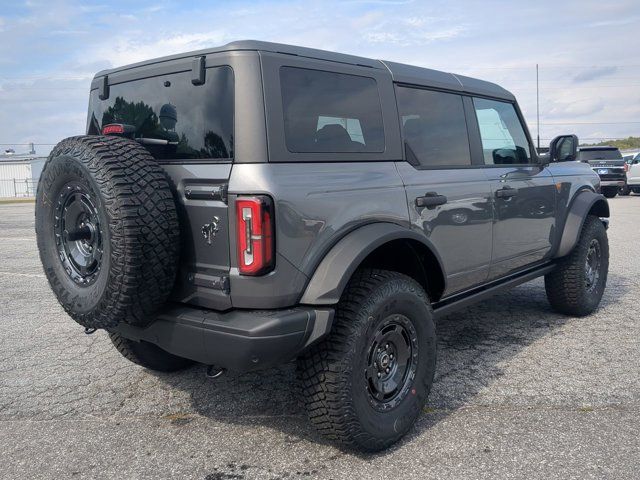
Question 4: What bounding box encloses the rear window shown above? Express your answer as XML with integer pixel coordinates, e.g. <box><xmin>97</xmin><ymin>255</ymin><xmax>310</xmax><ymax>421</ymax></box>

<box><xmin>280</xmin><ymin>67</ymin><xmax>385</xmax><ymax>153</ymax></box>
<box><xmin>577</xmin><ymin>149</ymin><xmax>622</xmax><ymax>161</ymax></box>
<box><xmin>88</xmin><ymin>66</ymin><xmax>234</xmax><ymax>161</ymax></box>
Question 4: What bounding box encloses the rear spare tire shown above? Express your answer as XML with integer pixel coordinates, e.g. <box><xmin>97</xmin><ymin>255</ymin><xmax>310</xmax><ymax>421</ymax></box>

<box><xmin>35</xmin><ymin>135</ymin><xmax>180</xmax><ymax>329</ymax></box>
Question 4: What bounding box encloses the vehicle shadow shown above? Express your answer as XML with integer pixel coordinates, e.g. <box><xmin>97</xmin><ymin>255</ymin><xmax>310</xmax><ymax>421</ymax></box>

<box><xmin>151</xmin><ymin>272</ymin><xmax>630</xmax><ymax>455</ymax></box>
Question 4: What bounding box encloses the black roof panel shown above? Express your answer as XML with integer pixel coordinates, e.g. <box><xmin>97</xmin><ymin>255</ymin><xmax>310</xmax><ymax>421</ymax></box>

<box><xmin>94</xmin><ymin>40</ymin><xmax>514</xmax><ymax>101</ymax></box>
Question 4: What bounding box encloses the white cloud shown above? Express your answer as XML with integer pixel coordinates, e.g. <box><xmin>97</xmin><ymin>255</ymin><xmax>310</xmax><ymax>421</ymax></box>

<box><xmin>1</xmin><ymin>0</ymin><xmax>639</xmax><ymax>152</ymax></box>
<box><xmin>85</xmin><ymin>31</ymin><xmax>229</xmax><ymax>68</ymax></box>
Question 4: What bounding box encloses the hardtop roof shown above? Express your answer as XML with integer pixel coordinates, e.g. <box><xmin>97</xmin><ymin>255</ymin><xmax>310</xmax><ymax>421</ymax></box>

<box><xmin>94</xmin><ymin>40</ymin><xmax>514</xmax><ymax>100</ymax></box>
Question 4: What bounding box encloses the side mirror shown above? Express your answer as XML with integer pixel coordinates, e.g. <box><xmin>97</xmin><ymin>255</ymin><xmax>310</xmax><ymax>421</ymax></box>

<box><xmin>549</xmin><ymin>134</ymin><xmax>578</xmax><ymax>162</ymax></box>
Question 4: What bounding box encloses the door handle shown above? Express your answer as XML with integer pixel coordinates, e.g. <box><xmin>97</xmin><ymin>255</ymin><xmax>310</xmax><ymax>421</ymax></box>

<box><xmin>415</xmin><ymin>192</ymin><xmax>447</xmax><ymax>209</ymax></box>
<box><xmin>495</xmin><ymin>187</ymin><xmax>518</xmax><ymax>199</ymax></box>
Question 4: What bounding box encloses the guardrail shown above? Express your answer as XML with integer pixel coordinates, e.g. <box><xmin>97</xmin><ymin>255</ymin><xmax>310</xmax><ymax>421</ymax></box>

<box><xmin>0</xmin><ymin>178</ymin><xmax>38</xmax><ymax>198</ymax></box>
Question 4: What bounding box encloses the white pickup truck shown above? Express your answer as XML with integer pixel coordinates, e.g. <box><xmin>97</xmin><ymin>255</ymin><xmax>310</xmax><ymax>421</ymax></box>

<box><xmin>627</xmin><ymin>152</ymin><xmax>640</xmax><ymax>194</ymax></box>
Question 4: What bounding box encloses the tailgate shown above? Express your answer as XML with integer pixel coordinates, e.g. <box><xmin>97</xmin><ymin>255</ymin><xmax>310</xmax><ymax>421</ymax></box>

<box><xmin>163</xmin><ymin>164</ymin><xmax>233</xmax><ymax>310</ymax></box>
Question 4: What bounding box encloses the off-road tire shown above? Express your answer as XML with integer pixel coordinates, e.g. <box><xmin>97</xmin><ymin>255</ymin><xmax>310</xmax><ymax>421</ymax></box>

<box><xmin>35</xmin><ymin>135</ymin><xmax>180</xmax><ymax>329</ymax></box>
<box><xmin>297</xmin><ymin>269</ymin><xmax>436</xmax><ymax>451</ymax></box>
<box><xmin>109</xmin><ymin>333</ymin><xmax>194</xmax><ymax>372</ymax></box>
<box><xmin>601</xmin><ymin>187</ymin><xmax>617</xmax><ymax>198</ymax></box>
<box><xmin>545</xmin><ymin>215</ymin><xmax>608</xmax><ymax>316</ymax></box>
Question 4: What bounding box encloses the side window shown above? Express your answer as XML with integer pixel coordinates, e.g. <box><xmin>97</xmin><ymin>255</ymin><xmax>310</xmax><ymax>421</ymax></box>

<box><xmin>280</xmin><ymin>67</ymin><xmax>385</xmax><ymax>153</ymax></box>
<box><xmin>473</xmin><ymin>98</ymin><xmax>531</xmax><ymax>165</ymax></box>
<box><xmin>395</xmin><ymin>87</ymin><xmax>471</xmax><ymax>167</ymax></box>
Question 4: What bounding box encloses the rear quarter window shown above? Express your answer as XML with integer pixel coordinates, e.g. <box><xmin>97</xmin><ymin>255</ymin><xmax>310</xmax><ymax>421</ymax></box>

<box><xmin>88</xmin><ymin>66</ymin><xmax>234</xmax><ymax>161</ymax></box>
<box><xmin>280</xmin><ymin>67</ymin><xmax>385</xmax><ymax>153</ymax></box>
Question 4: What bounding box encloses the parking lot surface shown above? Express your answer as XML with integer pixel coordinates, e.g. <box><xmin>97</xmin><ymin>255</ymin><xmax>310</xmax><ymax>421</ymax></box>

<box><xmin>1</xmin><ymin>199</ymin><xmax>639</xmax><ymax>479</ymax></box>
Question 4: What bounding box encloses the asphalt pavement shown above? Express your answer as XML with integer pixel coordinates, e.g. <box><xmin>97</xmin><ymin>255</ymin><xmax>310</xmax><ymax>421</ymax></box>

<box><xmin>1</xmin><ymin>198</ymin><xmax>639</xmax><ymax>479</ymax></box>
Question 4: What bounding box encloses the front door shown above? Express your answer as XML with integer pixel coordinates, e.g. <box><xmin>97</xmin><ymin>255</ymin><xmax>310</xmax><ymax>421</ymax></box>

<box><xmin>471</xmin><ymin>97</ymin><xmax>556</xmax><ymax>279</ymax></box>
<box><xmin>395</xmin><ymin>86</ymin><xmax>493</xmax><ymax>296</ymax></box>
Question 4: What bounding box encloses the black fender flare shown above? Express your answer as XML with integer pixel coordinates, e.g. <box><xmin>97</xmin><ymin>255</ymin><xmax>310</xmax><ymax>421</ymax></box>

<box><xmin>555</xmin><ymin>190</ymin><xmax>609</xmax><ymax>258</ymax></box>
<box><xmin>299</xmin><ymin>222</ymin><xmax>446</xmax><ymax>305</ymax></box>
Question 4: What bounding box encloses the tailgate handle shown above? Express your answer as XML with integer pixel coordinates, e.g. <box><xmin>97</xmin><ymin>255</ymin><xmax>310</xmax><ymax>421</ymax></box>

<box><xmin>184</xmin><ymin>184</ymin><xmax>228</xmax><ymax>203</ymax></box>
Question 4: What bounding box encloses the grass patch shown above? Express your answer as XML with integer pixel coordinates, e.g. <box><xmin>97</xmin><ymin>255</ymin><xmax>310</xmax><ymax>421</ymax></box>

<box><xmin>422</xmin><ymin>406</ymin><xmax>439</xmax><ymax>414</ymax></box>
<box><xmin>0</xmin><ymin>197</ymin><xmax>35</xmax><ymax>204</ymax></box>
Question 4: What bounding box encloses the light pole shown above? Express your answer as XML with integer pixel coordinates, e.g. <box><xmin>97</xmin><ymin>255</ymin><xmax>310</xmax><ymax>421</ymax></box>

<box><xmin>536</xmin><ymin>63</ymin><xmax>540</xmax><ymax>149</ymax></box>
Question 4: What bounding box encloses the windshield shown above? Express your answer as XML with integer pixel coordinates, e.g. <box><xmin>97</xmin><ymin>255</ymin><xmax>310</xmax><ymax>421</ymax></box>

<box><xmin>577</xmin><ymin>149</ymin><xmax>622</xmax><ymax>161</ymax></box>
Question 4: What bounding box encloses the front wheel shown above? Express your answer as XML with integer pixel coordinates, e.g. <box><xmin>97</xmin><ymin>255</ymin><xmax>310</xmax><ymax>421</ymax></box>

<box><xmin>297</xmin><ymin>269</ymin><xmax>436</xmax><ymax>451</ymax></box>
<box><xmin>545</xmin><ymin>215</ymin><xmax>608</xmax><ymax>316</ymax></box>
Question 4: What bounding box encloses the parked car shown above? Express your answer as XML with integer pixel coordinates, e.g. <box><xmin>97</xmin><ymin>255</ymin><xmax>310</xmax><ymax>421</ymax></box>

<box><xmin>34</xmin><ymin>41</ymin><xmax>610</xmax><ymax>451</ymax></box>
<box><xmin>576</xmin><ymin>146</ymin><xmax>626</xmax><ymax>198</ymax></box>
<box><xmin>626</xmin><ymin>152</ymin><xmax>640</xmax><ymax>194</ymax></box>
<box><xmin>619</xmin><ymin>155</ymin><xmax>635</xmax><ymax>195</ymax></box>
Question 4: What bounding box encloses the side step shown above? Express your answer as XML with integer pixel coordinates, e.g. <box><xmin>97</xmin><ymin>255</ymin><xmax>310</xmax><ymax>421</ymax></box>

<box><xmin>432</xmin><ymin>263</ymin><xmax>556</xmax><ymax>320</ymax></box>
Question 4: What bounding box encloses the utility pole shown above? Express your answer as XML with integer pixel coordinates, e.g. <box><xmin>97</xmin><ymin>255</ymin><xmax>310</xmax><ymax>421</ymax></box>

<box><xmin>536</xmin><ymin>63</ymin><xmax>540</xmax><ymax>149</ymax></box>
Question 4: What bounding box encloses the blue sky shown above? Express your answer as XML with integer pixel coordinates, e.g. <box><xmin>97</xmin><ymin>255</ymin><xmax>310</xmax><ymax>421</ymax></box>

<box><xmin>1</xmin><ymin>0</ymin><xmax>639</xmax><ymax>155</ymax></box>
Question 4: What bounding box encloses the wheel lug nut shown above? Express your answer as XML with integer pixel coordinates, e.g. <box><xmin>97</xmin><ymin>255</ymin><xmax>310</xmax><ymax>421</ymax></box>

<box><xmin>390</xmin><ymin>354</ymin><xmax>393</xmax><ymax>359</ymax></box>
<box><xmin>386</xmin><ymin>367</ymin><xmax>390</xmax><ymax>373</ymax></box>
<box><xmin>377</xmin><ymin>372</ymin><xmax>381</xmax><ymax>378</ymax></box>
<box><xmin>385</xmin><ymin>344</ymin><xmax>389</xmax><ymax>350</ymax></box>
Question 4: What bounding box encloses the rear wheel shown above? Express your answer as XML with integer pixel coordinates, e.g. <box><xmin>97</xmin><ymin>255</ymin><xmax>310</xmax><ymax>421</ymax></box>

<box><xmin>545</xmin><ymin>215</ymin><xmax>608</xmax><ymax>316</ymax></box>
<box><xmin>601</xmin><ymin>187</ymin><xmax>618</xmax><ymax>198</ymax></box>
<box><xmin>109</xmin><ymin>333</ymin><xmax>194</xmax><ymax>372</ymax></box>
<box><xmin>619</xmin><ymin>184</ymin><xmax>630</xmax><ymax>196</ymax></box>
<box><xmin>297</xmin><ymin>269</ymin><xmax>436</xmax><ymax>451</ymax></box>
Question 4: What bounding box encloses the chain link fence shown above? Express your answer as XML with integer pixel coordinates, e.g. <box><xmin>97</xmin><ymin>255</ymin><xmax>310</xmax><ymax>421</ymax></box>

<box><xmin>0</xmin><ymin>178</ymin><xmax>38</xmax><ymax>198</ymax></box>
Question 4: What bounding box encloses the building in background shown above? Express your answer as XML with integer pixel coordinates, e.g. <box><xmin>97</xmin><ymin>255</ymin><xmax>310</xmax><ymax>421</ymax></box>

<box><xmin>0</xmin><ymin>145</ymin><xmax>46</xmax><ymax>198</ymax></box>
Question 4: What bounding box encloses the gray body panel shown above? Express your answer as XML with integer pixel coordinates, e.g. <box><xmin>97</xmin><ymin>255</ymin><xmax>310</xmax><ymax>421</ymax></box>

<box><xmin>227</xmin><ymin>162</ymin><xmax>409</xmax><ymax>308</ymax></box>
<box><xmin>482</xmin><ymin>165</ymin><xmax>556</xmax><ymax>279</ymax></box>
<box><xmin>395</xmin><ymin>163</ymin><xmax>493</xmax><ymax>295</ymax></box>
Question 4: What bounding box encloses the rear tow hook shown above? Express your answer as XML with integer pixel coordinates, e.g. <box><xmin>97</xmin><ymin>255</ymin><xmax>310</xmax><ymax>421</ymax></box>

<box><xmin>206</xmin><ymin>365</ymin><xmax>226</xmax><ymax>379</ymax></box>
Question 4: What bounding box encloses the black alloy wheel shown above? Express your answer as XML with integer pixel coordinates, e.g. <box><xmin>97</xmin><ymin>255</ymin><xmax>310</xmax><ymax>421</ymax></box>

<box><xmin>54</xmin><ymin>182</ymin><xmax>104</xmax><ymax>286</ymax></box>
<box><xmin>364</xmin><ymin>315</ymin><xmax>419</xmax><ymax>412</ymax></box>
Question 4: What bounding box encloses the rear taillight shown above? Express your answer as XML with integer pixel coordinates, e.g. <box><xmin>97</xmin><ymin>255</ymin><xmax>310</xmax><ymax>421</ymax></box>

<box><xmin>624</xmin><ymin>164</ymin><xmax>629</xmax><ymax>172</ymax></box>
<box><xmin>236</xmin><ymin>196</ymin><xmax>274</xmax><ymax>275</ymax></box>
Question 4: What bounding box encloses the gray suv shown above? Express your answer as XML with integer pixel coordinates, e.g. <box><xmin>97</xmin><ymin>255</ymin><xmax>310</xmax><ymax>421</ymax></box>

<box><xmin>35</xmin><ymin>41</ymin><xmax>610</xmax><ymax>451</ymax></box>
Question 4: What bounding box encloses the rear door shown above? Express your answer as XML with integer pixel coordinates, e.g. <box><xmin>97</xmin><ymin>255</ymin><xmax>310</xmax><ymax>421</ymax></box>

<box><xmin>470</xmin><ymin>97</ymin><xmax>556</xmax><ymax>279</ymax></box>
<box><xmin>395</xmin><ymin>86</ymin><xmax>493</xmax><ymax>295</ymax></box>
<box><xmin>87</xmin><ymin>63</ymin><xmax>236</xmax><ymax>310</ymax></box>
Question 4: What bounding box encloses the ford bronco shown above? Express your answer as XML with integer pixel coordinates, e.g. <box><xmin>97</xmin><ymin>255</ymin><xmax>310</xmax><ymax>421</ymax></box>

<box><xmin>35</xmin><ymin>41</ymin><xmax>609</xmax><ymax>451</ymax></box>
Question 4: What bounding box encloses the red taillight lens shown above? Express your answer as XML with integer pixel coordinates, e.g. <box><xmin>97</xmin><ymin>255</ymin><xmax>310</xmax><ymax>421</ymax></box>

<box><xmin>102</xmin><ymin>124</ymin><xmax>125</xmax><ymax>135</ymax></box>
<box><xmin>624</xmin><ymin>164</ymin><xmax>629</xmax><ymax>172</ymax></box>
<box><xmin>236</xmin><ymin>196</ymin><xmax>275</xmax><ymax>275</ymax></box>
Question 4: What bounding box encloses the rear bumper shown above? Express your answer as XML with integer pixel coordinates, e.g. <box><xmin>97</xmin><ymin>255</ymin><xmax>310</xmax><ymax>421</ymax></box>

<box><xmin>600</xmin><ymin>180</ymin><xmax>625</xmax><ymax>187</ymax></box>
<box><xmin>113</xmin><ymin>304</ymin><xmax>334</xmax><ymax>372</ymax></box>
